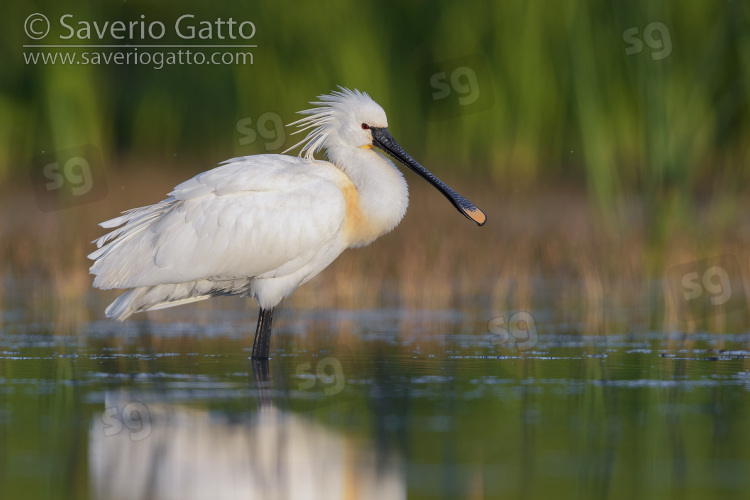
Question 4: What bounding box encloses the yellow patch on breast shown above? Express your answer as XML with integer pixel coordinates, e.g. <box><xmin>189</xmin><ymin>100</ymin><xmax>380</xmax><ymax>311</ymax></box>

<box><xmin>334</xmin><ymin>176</ymin><xmax>382</xmax><ymax>248</ymax></box>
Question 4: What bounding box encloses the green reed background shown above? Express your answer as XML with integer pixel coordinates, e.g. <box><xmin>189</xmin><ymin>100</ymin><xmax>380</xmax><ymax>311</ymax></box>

<box><xmin>2</xmin><ymin>0</ymin><xmax>749</xmax><ymax>210</ymax></box>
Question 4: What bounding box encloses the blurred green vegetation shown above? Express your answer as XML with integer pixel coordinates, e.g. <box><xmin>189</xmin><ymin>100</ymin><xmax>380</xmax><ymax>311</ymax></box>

<box><xmin>2</xmin><ymin>0</ymin><xmax>749</xmax><ymax>211</ymax></box>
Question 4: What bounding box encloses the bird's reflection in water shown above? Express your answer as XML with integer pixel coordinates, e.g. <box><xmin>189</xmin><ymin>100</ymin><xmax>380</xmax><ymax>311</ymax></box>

<box><xmin>89</xmin><ymin>361</ymin><xmax>404</xmax><ymax>500</ymax></box>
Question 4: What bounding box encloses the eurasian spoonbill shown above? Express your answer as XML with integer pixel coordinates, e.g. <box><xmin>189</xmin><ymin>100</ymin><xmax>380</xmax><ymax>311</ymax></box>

<box><xmin>89</xmin><ymin>88</ymin><xmax>486</xmax><ymax>359</ymax></box>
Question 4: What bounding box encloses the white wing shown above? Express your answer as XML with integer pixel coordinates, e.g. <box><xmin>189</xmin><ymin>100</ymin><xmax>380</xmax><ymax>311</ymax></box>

<box><xmin>89</xmin><ymin>155</ymin><xmax>347</xmax><ymax>290</ymax></box>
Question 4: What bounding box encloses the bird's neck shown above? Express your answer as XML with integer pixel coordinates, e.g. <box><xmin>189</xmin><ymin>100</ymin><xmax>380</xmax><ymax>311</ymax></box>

<box><xmin>327</xmin><ymin>145</ymin><xmax>409</xmax><ymax>248</ymax></box>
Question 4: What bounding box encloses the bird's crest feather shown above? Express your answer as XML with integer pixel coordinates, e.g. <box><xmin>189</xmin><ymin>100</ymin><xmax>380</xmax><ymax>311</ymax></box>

<box><xmin>284</xmin><ymin>86</ymin><xmax>379</xmax><ymax>161</ymax></box>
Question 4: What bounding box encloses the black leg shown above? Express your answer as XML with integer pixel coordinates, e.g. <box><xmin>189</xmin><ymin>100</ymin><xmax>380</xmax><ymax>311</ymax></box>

<box><xmin>251</xmin><ymin>307</ymin><xmax>274</xmax><ymax>360</ymax></box>
<box><xmin>251</xmin><ymin>358</ymin><xmax>271</xmax><ymax>408</ymax></box>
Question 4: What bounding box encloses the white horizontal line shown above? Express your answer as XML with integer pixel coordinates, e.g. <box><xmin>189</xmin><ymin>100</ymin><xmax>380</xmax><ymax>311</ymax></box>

<box><xmin>23</xmin><ymin>45</ymin><xmax>257</xmax><ymax>48</ymax></box>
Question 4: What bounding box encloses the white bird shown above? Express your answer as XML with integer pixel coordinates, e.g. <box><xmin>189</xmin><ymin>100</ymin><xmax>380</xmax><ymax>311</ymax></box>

<box><xmin>89</xmin><ymin>88</ymin><xmax>486</xmax><ymax>359</ymax></box>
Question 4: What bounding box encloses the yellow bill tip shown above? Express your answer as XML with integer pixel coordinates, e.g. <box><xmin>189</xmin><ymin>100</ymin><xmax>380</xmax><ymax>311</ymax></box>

<box><xmin>465</xmin><ymin>207</ymin><xmax>487</xmax><ymax>226</ymax></box>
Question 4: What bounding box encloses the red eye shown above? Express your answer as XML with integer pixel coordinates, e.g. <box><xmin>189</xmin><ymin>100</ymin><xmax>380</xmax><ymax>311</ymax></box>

<box><xmin>361</xmin><ymin>123</ymin><xmax>370</xmax><ymax>129</ymax></box>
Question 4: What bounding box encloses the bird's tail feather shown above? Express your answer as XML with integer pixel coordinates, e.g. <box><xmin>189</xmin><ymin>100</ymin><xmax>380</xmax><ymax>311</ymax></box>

<box><xmin>105</xmin><ymin>285</ymin><xmax>214</xmax><ymax>321</ymax></box>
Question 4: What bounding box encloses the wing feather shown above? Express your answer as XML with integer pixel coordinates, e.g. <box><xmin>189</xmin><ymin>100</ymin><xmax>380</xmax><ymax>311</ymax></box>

<box><xmin>89</xmin><ymin>155</ymin><xmax>347</xmax><ymax>290</ymax></box>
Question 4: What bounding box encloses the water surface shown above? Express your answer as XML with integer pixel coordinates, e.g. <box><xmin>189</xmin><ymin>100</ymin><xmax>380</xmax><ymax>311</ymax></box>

<box><xmin>1</xmin><ymin>309</ymin><xmax>749</xmax><ymax>499</ymax></box>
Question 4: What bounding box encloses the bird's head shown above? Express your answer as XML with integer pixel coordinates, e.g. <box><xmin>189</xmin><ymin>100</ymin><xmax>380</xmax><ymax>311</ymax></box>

<box><xmin>286</xmin><ymin>87</ymin><xmax>388</xmax><ymax>156</ymax></box>
<box><xmin>286</xmin><ymin>87</ymin><xmax>486</xmax><ymax>227</ymax></box>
